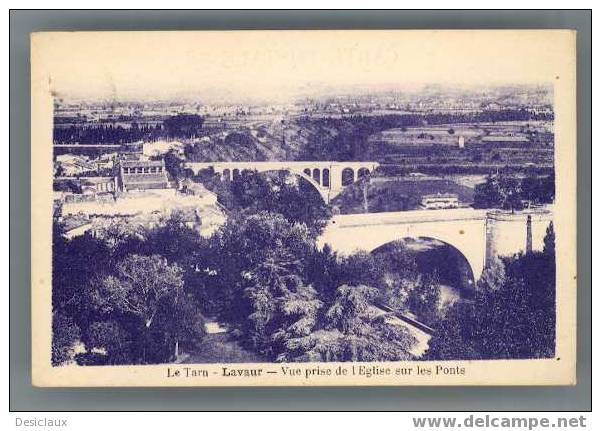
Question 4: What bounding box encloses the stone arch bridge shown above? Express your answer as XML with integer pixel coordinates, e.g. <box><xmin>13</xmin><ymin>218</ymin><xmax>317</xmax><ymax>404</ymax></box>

<box><xmin>317</xmin><ymin>206</ymin><xmax>553</xmax><ymax>282</ymax></box>
<box><xmin>185</xmin><ymin>161</ymin><xmax>379</xmax><ymax>203</ymax></box>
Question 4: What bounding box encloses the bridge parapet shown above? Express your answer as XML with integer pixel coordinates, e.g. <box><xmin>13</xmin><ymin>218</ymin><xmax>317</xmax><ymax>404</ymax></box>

<box><xmin>485</xmin><ymin>207</ymin><xmax>553</xmax><ymax>222</ymax></box>
<box><xmin>327</xmin><ymin>208</ymin><xmax>490</xmax><ymax>228</ymax></box>
<box><xmin>318</xmin><ymin>206</ymin><xmax>553</xmax><ymax>283</ymax></box>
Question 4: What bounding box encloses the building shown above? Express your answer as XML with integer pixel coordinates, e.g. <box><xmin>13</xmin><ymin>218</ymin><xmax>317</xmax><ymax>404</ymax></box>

<box><xmin>61</xmin><ymin>215</ymin><xmax>93</xmax><ymax>239</ymax></box>
<box><xmin>117</xmin><ymin>159</ymin><xmax>170</xmax><ymax>192</ymax></box>
<box><xmin>80</xmin><ymin>176</ymin><xmax>117</xmax><ymax>194</ymax></box>
<box><xmin>55</xmin><ymin>154</ymin><xmax>97</xmax><ymax>176</ymax></box>
<box><xmin>420</xmin><ymin>193</ymin><xmax>459</xmax><ymax>210</ymax></box>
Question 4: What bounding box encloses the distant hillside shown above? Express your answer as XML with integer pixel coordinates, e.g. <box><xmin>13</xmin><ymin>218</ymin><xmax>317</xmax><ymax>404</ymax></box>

<box><xmin>185</xmin><ymin>119</ymin><xmax>308</xmax><ymax>162</ymax></box>
<box><xmin>183</xmin><ymin>110</ymin><xmax>553</xmax><ymax>171</ymax></box>
<box><xmin>331</xmin><ymin>178</ymin><xmax>475</xmax><ymax>214</ymax></box>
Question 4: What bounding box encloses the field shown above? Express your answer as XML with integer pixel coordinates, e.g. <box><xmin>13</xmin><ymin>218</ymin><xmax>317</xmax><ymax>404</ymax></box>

<box><xmin>369</xmin><ymin>121</ymin><xmax>553</xmax><ymax>147</ymax></box>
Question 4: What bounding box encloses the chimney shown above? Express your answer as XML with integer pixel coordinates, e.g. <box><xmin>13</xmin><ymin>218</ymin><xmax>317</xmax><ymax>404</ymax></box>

<box><xmin>526</xmin><ymin>214</ymin><xmax>533</xmax><ymax>254</ymax></box>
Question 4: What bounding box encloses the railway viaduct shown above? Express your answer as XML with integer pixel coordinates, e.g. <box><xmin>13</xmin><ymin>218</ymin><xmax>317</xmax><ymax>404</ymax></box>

<box><xmin>185</xmin><ymin>161</ymin><xmax>379</xmax><ymax>203</ymax></box>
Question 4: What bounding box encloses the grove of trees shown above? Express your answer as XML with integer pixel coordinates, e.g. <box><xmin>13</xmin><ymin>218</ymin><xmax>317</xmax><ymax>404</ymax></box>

<box><xmin>473</xmin><ymin>172</ymin><xmax>555</xmax><ymax>210</ymax></box>
<box><xmin>426</xmin><ymin>223</ymin><xmax>556</xmax><ymax>360</ymax></box>
<box><xmin>193</xmin><ymin>169</ymin><xmax>332</xmax><ymax>235</ymax></box>
<box><xmin>52</xmin><ymin>170</ymin><xmax>557</xmax><ymax>365</ymax></box>
<box><xmin>53</xmin><ymin>114</ymin><xmax>205</xmax><ymax>145</ymax></box>
<box><xmin>52</xmin><ymin>216</ymin><xmax>209</xmax><ymax>365</ymax></box>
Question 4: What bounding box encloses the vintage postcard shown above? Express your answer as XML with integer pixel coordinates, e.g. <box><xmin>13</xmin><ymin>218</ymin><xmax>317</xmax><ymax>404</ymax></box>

<box><xmin>31</xmin><ymin>30</ymin><xmax>577</xmax><ymax>386</ymax></box>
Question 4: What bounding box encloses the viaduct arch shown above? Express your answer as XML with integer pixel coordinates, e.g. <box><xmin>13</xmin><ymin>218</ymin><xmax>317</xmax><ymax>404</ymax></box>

<box><xmin>371</xmin><ymin>237</ymin><xmax>477</xmax><ymax>290</ymax></box>
<box><xmin>185</xmin><ymin>161</ymin><xmax>379</xmax><ymax>204</ymax></box>
<box><xmin>317</xmin><ymin>207</ymin><xmax>553</xmax><ymax>281</ymax></box>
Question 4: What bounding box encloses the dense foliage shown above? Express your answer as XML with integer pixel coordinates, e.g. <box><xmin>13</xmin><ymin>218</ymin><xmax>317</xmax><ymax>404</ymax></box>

<box><xmin>290</xmin><ymin>285</ymin><xmax>416</xmax><ymax>362</ymax></box>
<box><xmin>194</xmin><ymin>169</ymin><xmax>332</xmax><ymax>235</ymax></box>
<box><xmin>52</xmin><ymin>169</ymin><xmax>556</xmax><ymax>365</ymax></box>
<box><xmin>426</xmin><ymin>223</ymin><xmax>556</xmax><ymax>360</ymax></box>
<box><xmin>53</xmin><ymin>114</ymin><xmax>205</xmax><ymax>144</ymax></box>
<box><xmin>473</xmin><ymin>172</ymin><xmax>554</xmax><ymax>210</ymax></box>
<box><xmin>186</xmin><ymin>213</ymin><xmax>422</xmax><ymax>362</ymax></box>
<box><xmin>51</xmin><ymin>312</ymin><xmax>81</xmax><ymax>366</ymax></box>
<box><xmin>52</xmin><ymin>212</ymin><xmax>426</xmax><ymax>364</ymax></box>
<box><xmin>163</xmin><ymin>114</ymin><xmax>205</xmax><ymax>138</ymax></box>
<box><xmin>52</xmin><ymin>218</ymin><xmax>208</xmax><ymax>365</ymax></box>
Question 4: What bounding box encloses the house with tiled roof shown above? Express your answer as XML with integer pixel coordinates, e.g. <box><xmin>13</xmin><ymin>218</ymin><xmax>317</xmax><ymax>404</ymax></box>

<box><xmin>116</xmin><ymin>159</ymin><xmax>170</xmax><ymax>192</ymax></box>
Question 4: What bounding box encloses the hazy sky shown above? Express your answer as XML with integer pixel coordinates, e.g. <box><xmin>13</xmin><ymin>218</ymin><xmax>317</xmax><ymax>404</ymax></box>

<box><xmin>31</xmin><ymin>30</ymin><xmax>572</xmax><ymax>102</ymax></box>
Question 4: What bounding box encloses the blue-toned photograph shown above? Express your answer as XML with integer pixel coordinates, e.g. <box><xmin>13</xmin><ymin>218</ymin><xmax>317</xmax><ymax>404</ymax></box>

<box><xmin>48</xmin><ymin>33</ymin><xmax>556</xmax><ymax>368</ymax></box>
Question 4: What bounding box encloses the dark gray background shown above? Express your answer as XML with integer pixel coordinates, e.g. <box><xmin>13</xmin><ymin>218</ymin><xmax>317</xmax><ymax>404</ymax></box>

<box><xmin>9</xmin><ymin>10</ymin><xmax>591</xmax><ymax>411</ymax></box>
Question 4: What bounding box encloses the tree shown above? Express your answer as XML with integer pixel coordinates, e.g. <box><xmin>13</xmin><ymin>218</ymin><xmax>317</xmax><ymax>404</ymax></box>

<box><xmin>143</xmin><ymin>212</ymin><xmax>205</xmax><ymax>267</ymax></box>
<box><xmin>277</xmin><ymin>282</ymin><xmax>322</xmax><ymax>336</ymax></box>
<box><xmin>543</xmin><ymin>222</ymin><xmax>555</xmax><ymax>257</ymax></box>
<box><xmin>162</xmin><ymin>149</ymin><xmax>184</xmax><ymax>179</ymax></box>
<box><xmin>295</xmin><ymin>285</ymin><xmax>417</xmax><ymax>362</ymax></box>
<box><xmin>229</xmin><ymin>169</ymin><xmax>271</xmax><ymax>210</ymax></box>
<box><xmin>498</xmin><ymin>175</ymin><xmax>523</xmax><ymax>212</ymax></box>
<box><xmin>52</xmin><ymin>225</ymin><xmax>112</xmax><ymax>333</ymax></box>
<box><xmin>423</xmin><ymin>299</ymin><xmax>480</xmax><ymax>360</ymax></box>
<box><xmin>91</xmin><ymin>218</ymin><xmax>147</xmax><ymax>254</ymax></box>
<box><xmin>193</xmin><ymin>168</ymin><xmax>235</xmax><ymax>209</ymax></box>
<box><xmin>216</xmin><ymin>170</ymin><xmax>331</xmax><ymax>235</ymax></box>
<box><xmin>52</xmin><ymin>312</ymin><xmax>81</xmax><ymax>366</ymax></box>
<box><xmin>157</xmin><ymin>295</ymin><xmax>207</xmax><ymax>359</ymax></box>
<box><xmin>337</xmin><ymin>252</ymin><xmax>385</xmax><ymax>291</ymax></box>
<box><xmin>470</xmin><ymin>151</ymin><xmax>483</xmax><ymax>163</ymax></box>
<box><xmin>427</xmin><ymin>247</ymin><xmax>555</xmax><ymax>360</ymax></box>
<box><xmin>272</xmin><ymin>172</ymin><xmax>332</xmax><ymax>234</ymax></box>
<box><xmin>243</xmin><ymin>245</ymin><xmax>316</xmax><ymax>355</ymax></box>
<box><xmin>473</xmin><ymin>175</ymin><xmax>503</xmax><ymax>209</ymax></box>
<box><xmin>521</xmin><ymin>173</ymin><xmax>555</xmax><ymax>205</ymax></box>
<box><xmin>406</xmin><ymin>273</ymin><xmax>442</xmax><ymax>326</ymax></box>
<box><xmin>382</xmin><ymin>277</ymin><xmax>419</xmax><ymax>312</ymax></box>
<box><xmin>199</xmin><ymin>211</ymin><xmax>424</xmax><ymax>363</ymax></box>
<box><xmin>53</xmin><ymin>218</ymin><xmax>211</xmax><ymax>365</ymax></box>
<box><xmin>242</xmin><ymin>256</ymin><xmax>296</xmax><ymax>356</ymax></box>
<box><xmin>305</xmin><ymin>244</ymin><xmax>341</xmax><ymax>301</ymax></box>
<box><xmin>206</xmin><ymin>211</ymin><xmax>323</xmax><ymax>360</ymax></box>
<box><xmin>85</xmin><ymin>320</ymin><xmax>133</xmax><ymax>365</ymax></box>
<box><xmin>473</xmin><ymin>173</ymin><xmax>524</xmax><ymax>211</ymax></box>
<box><xmin>90</xmin><ymin>254</ymin><xmax>198</xmax><ymax>363</ymax></box>
<box><xmin>307</xmin><ymin>240</ymin><xmax>421</xmax><ymax>313</ymax></box>
<box><xmin>270</xmin><ymin>282</ymin><xmax>323</xmax><ymax>362</ymax></box>
<box><xmin>163</xmin><ymin>114</ymin><xmax>204</xmax><ymax>138</ymax></box>
<box><xmin>206</xmin><ymin>211</ymin><xmax>315</xmax><ymax>328</ymax></box>
<box><xmin>93</xmin><ymin>254</ymin><xmax>184</xmax><ymax>329</ymax></box>
<box><xmin>478</xmin><ymin>255</ymin><xmax>506</xmax><ymax>292</ymax></box>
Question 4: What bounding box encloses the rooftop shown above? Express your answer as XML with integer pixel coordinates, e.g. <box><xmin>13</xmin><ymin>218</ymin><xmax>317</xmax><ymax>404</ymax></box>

<box><xmin>80</xmin><ymin>176</ymin><xmax>114</xmax><ymax>185</ymax></box>
<box><xmin>120</xmin><ymin>159</ymin><xmax>165</xmax><ymax>168</ymax></box>
<box><xmin>62</xmin><ymin>216</ymin><xmax>91</xmax><ymax>232</ymax></box>
<box><xmin>422</xmin><ymin>193</ymin><xmax>459</xmax><ymax>199</ymax></box>
<box><xmin>122</xmin><ymin>174</ymin><xmax>167</xmax><ymax>184</ymax></box>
